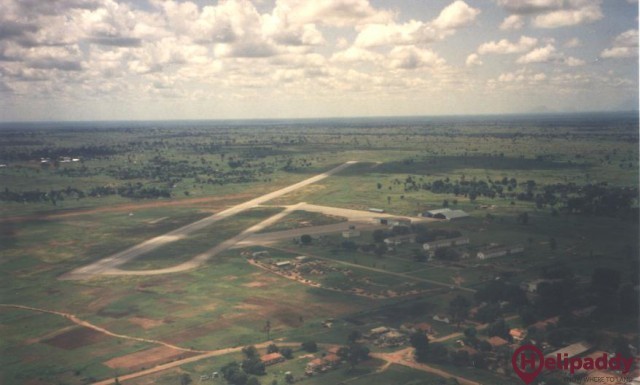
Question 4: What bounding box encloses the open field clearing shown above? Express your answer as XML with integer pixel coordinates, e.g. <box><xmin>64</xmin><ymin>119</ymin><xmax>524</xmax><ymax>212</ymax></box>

<box><xmin>1</xmin><ymin>115</ymin><xmax>637</xmax><ymax>385</ymax></box>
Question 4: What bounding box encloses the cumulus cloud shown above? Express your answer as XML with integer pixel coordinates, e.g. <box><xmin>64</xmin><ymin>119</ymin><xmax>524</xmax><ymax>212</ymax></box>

<box><xmin>496</xmin><ymin>0</ymin><xmax>603</xmax><ymax>28</ymax></box>
<box><xmin>478</xmin><ymin>36</ymin><xmax>538</xmax><ymax>54</ymax></box>
<box><xmin>600</xmin><ymin>29</ymin><xmax>639</xmax><ymax>58</ymax></box>
<box><xmin>514</xmin><ymin>43</ymin><xmax>584</xmax><ymax>66</ymax></box>
<box><xmin>532</xmin><ymin>5</ymin><xmax>602</xmax><ymax>28</ymax></box>
<box><xmin>353</xmin><ymin>1</ymin><xmax>480</xmax><ymax>48</ymax></box>
<box><xmin>516</xmin><ymin>44</ymin><xmax>557</xmax><ymax>63</ymax></box>
<box><xmin>563</xmin><ymin>56</ymin><xmax>585</xmax><ymax>66</ymax></box>
<box><xmin>330</xmin><ymin>46</ymin><xmax>383</xmax><ymax>63</ymax></box>
<box><xmin>465</xmin><ymin>53</ymin><xmax>483</xmax><ymax>66</ymax></box>
<box><xmin>496</xmin><ymin>0</ymin><xmax>564</xmax><ymax>15</ymax></box>
<box><xmin>388</xmin><ymin>46</ymin><xmax>445</xmax><ymax>69</ymax></box>
<box><xmin>354</xmin><ymin>21</ymin><xmax>432</xmax><ymax>48</ymax></box>
<box><xmin>497</xmin><ymin>68</ymin><xmax>547</xmax><ymax>83</ymax></box>
<box><xmin>273</xmin><ymin>0</ymin><xmax>394</xmax><ymax>27</ymax></box>
<box><xmin>564</xmin><ymin>37</ymin><xmax>581</xmax><ymax>48</ymax></box>
<box><xmin>432</xmin><ymin>1</ymin><xmax>481</xmax><ymax>30</ymax></box>
<box><xmin>500</xmin><ymin>15</ymin><xmax>525</xmax><ymax>30</ymax></box>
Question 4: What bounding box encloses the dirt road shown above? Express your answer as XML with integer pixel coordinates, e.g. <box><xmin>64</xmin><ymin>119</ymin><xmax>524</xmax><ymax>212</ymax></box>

<box><xmin>372</xmin><ymin>348</ymin><xmax>483</xmax><ymax>385</ymax></box>
<box><xmin>272</xmin><ymin>246</ymin><xmax>477</xmax><ymax>293</ymax></box>
<box><xmin>61</xmin><ymin>162</ymin><xmax>357</xmax><ymax>280</ymax></box>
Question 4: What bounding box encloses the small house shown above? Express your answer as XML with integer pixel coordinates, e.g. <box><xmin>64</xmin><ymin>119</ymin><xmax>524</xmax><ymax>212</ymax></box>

<box><xmin>487</xmin><ymin>336</ymin><xmax>509</xmax><ymax>348</ymax></box>
<box><xmin>261</xmin><ymin>352</ymin><xmax>285</xmax><ymax>366</ymax></box>
<box><xmin>432</xmin><ymin>314</ymin><xmax>451</xmax><ymax>324</ymax></box>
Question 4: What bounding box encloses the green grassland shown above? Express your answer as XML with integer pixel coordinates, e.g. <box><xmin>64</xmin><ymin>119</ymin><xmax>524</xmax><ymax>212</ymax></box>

<box><xmin>0</xmin><ymin>115</ymin><xmax>638</xmax><ymax>385</ymax></box>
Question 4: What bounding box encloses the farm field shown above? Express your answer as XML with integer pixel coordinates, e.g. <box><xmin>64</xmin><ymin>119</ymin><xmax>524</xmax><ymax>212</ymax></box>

<box><xmin>0</xmin><ymin>113</ymin><xmax>638</xmax><ymax>385</ymax></box>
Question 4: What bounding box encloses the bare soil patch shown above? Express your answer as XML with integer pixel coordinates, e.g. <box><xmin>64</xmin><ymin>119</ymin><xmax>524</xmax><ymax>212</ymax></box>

<box><xmin>103</xmin><ymin>346</ymin><xmax>198</xmax><ymax>371</ymax></box>
<box><xmin>129</xmin><ymin>317</ymin><xmax>165</xmax><ymax>330</ymax></box>
<box><xmin>42</xmin><ymin>326</ymin><xmax>107</xmax><ymax>350</ymax></box>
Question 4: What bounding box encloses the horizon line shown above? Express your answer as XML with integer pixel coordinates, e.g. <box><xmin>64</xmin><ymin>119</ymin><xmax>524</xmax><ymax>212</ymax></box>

<box><xmin>0</xmin><ymin>109</ymin><xmax>638</xmax><ymax>125</ymax></box>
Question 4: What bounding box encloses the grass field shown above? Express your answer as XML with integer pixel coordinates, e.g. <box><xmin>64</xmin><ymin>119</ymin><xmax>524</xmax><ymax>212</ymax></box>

<box><xmin>1</xmin><ymin>115</ymin><xmax>637</xmax><ymax>385</ymax></box>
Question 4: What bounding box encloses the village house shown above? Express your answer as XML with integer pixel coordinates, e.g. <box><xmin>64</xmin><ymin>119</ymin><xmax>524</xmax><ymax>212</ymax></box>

<box><xmin>432</xmin><ymin>314</ymin><xmax>451</xmax><ymax>324</ymax></box>
<box><xmin>305</xmin><ymin>352</ymin><xmax>342</xmax><ymax>375</ymax></box>
<box><xmin>521</xmin><ymin>278</ymin><xmax>562</xmax><ymax>293</ymax></box>
<box><xmin>261</xmin><ymin>352</ymin><xmax>285</xmax><ymax>366</ymax></box>
<box><xmin>487</xmin><ymin>336</ymin><xmax>509</xmax><ymax>349</ymax></box>
<box><xmin>383</xmin><ymin>234</ymin><xmax>416</xmax><ymax>246</ymax></box>
<box><xmin>274</xmin><ymin>260</ymin><xmax>292</xmax><ymax>269</ymax></box>
<box><xmin>545</xmin><ymin>341</ymin><xmax>592</xmax><ymax>359</ymax></box>
<box><xmin>252</xmin><ymin>251</ymin><xmax>269</xmax><ymax>259</ymax></box>
<box><xmin>342</xmin><ymin>229</ymin><xmax>360</xmax><ymax>238</ymax></box>
<box><xmin>509</xmin><ymin>328</ymin><xmax>526</xmax><ymax>342</ymax></box>
<box><xmin>422</xmin><ymin>208</ymin><xmax>469</xmax><ymax>220</ymax></box>
<box><xmin>477</xmin><ymin>244</ymin><xmax>524</xmax><ymax>259</ymax></box>
<box><xmin>423</xmin><ymin>237</ymin><xmax>470</xmax><ymax>251</ymax></box>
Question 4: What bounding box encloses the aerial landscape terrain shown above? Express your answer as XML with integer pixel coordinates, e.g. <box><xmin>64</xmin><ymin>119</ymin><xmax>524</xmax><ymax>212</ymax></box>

<box><xmin>0</xmin><ymin>0</ymin><xmax>638</xmax><ymax>384</ymax></box>
<box><xmin>0</xmin><ymin>114</ymin><xmax>638</xmax><ymax>385</ymax></box>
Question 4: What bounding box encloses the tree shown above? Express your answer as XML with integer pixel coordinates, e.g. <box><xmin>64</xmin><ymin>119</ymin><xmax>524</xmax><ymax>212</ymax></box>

<box><xmin>448</xmin><ymin>295</ymin><xmax>471</xmax><ymax>328</ymax></box>
<box><xmin>180</xmin><ymin>374</ymin><xmax>192</xmax><ymax>385</ymax></box>
<box><xmin>264</xmin><ymin>320</ymin><xmax>271</xmax><ymax>340</ymax></box>
<box><xmin>247</xmin><ymin>377</ymin><xmax>261</xmax><ymax>385</ymax></box>
<box><xmin>429</xmin><ymin>343</ymin><xmax>449</xmax><ymax>364</ymax></box>
<box><xmin>451</xmin><ymin>350</ymin><xmax>470</xmax><ymax>366</ymax></box>
<box><xmin>221</xmin><ymin>362</ymin><xmax>248</xmax><ymax>385</ymax></box>
<box><xmin>409</xmin><ymin>331</ymin><xmax>429</xmax><ymax>363</ymax></box>
<box><xmin>242</xmin><ymin>345</ymin><xmax>259</xmax><ymax>359</ymax></box>
<box><xmin>486</xmin><ymin>318</ymin><xmax>510</xmax><ymax>340</ymax></box>
<box><xmin>242</xmin><ymin>357</ymin><xmax>265</xmax><ymax>376</ymax></box>
<box><xmin>280</xmin><ymin>347</ymin><xmax>293</xmax><ymax>359</ymax></box>
<box><xmin>284</xmin><ymin>373</ymin><xmax>294</xmax><ymax>384</ymax></box>
<box><xmin>338</xmin><ymin>344</ymin><xmax>370</xmax><ymax>370</ymax></box>
<box><xmin>267</xmin><ymin>343</ymin><xmax>279</xmax><ymax>354</ymax></box>
<box><xmin>348</xmin><ymin>330</ymin><xmax>362</xmax><ymax>343</ymax></box>
<box><xmin>300</xmin><ymin>234</ymin><xmax>312</xmax><ymax>245</ymax></box>
<box><xmin>517</xmin><ymin>212</ymin><xmax>529</xmax><ymax>225</ymax></box>
<box><xmin>301</xmin><ymin>341</ymin><xmax>317</xmax><ymax>352</ymax></box>
<box><xmin>372</xmin><ymin>229</ymin><xmax>386</xmax><ymax>243</ymax></box>
<box><xmin>342</xmin><ymin>240</ymin><xmax>357</xmax><ymax>251</ymax></box>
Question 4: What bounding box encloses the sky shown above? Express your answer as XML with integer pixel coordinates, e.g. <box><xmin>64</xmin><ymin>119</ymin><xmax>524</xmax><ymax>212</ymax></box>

<box><xmin>0</xmin><ymin>0</ymin><xmax>638</xmax><ymax>121</ymax></box>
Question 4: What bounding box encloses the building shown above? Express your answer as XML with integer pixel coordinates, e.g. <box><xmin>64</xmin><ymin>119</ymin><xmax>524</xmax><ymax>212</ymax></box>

<box><xmin>389</xmin><ymin>218</ymin><xmax>412</xmax><ymax>226</ymax></box>
<box><xmin>342</xmin><ymin>229</ymin><xmax>360</xmax><ymax>238</ymax></box>
<box><xmin>477</xmin><ymin>245</ymin><xmax>524</xmax><ymax>259</ymax></box>
<box><xmin>422</xmin><ymin>208</ymin><xmax>469</xmax><ymax>220</ymax></box>
<box><xmin>487</xmin><ymin>336</ymin><xmax>509</xmax><ymax>348</ymax></box>
<box><xmin>261</xmin><ymin>353</ymin><xmax>285</xmax><ymax>366</ymax></box>
<box><xmin>252</xmin><ymin>251</ymin><xmax>269</xmax><ymax>258</ymax></box>
<box><xmin>383</xmin><ymin>234</ymin><xmax>415</xmax><ymax>246</ymax></box>
<box><xmin>545</xmin><ymin>341</ymin><xmax>592</xmax><ymax>359</ymax></box>
<box><xmin>367</xmin><ymin>326</ymin><xmax>390</xmax><ymax>337</ymax></box>
<box><xmin>368</xmin><ymin>208</ymin><xmax>385</xmax><ymax>213</ymax></box>
<box><xmin>275</xmin><ymin>261</ymin><xmax>292</xmax><ymax>268</ymax></box>
<box><xmin>295</xmin><ymin>255</ymin><xmax>311</xmax><ymax>263</ymax></box>
<box><xmin>305</xmin><ymin>353</ymin><xmax>342</xmax><ymax>375</ymax></box>
<box><xmin>432</xmin><ymin>314</ymin><xmax>451</xmax><ymax>324</ymax></box>
<box><xmin>423</xmin><ymin>237</ymin><xmax>470</xmax><ymax>251</ymax></box>
<box><xmin>422</xmin><ymin>208</ymin><xmax>451</xmax><ymax>217</ymax></box>
<box><xmin>382</xmin><ymin>330</ymin><xmax>406</xmax><ymax>346</ymax></box>
<box><xmin>509</xmin><ymin>328</ymin><xmax>526</xmax><ymax>342</ymax></box>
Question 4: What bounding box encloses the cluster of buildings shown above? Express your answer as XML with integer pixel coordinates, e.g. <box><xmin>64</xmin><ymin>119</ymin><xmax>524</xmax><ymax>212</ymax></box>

<box><xmin>365</xmin><ymin>326</ymin><xmax>407</xmax><ymax>347</ymax></box>
<box><xmin>305</xmin><ymin>346</ymin><xmax>342</xmax><ymax>375</ymax></box>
